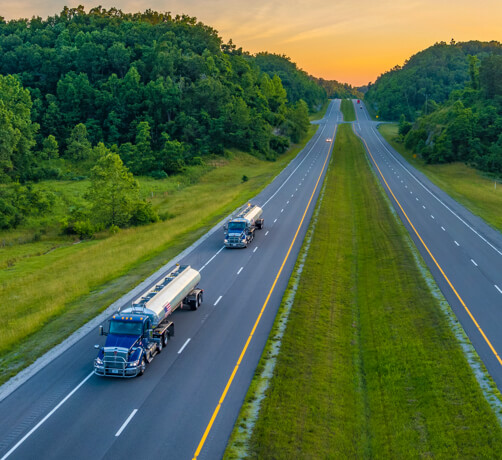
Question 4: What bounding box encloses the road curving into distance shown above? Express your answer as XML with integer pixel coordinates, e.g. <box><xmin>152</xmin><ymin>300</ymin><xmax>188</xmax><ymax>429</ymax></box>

<box><xmin>0</xmin><ymin>101</ymin><xmax>341</xmax><ymax>460</ymax></box>
<box><xmin>352</xmin><ymin>100</ymin><xmax>502</xmax><ymax>392</ymax></box>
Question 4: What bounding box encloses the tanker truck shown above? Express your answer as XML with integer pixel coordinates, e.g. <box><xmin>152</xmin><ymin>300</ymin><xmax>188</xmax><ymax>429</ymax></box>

<box><xmin>224</xmin><ymin>203</ymin><xmax>264</xmax><ymax>248</ymax></box>
<box><xmin>94</xmin><ymin>264</ymin><xmax>203</xmax><ymax>377</ymax></box>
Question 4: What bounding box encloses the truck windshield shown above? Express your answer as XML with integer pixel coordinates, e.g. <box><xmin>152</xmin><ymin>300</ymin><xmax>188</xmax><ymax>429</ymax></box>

<box><xmin>109</xmin><ymin>320</ymin><xmax>143</xmax><ymax>336</ymax></box>
<box><xmin>228</xmin><ymin>222</ymin><xmax>246</xmax><ymax>231</ymax></box>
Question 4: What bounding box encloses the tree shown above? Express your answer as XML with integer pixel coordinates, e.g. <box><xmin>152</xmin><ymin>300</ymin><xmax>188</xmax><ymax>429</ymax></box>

<box><xmin>87</xmin><ymin>150</ymin><xmax>140</xmax><ymax>227</ymax></box>
<box><xmin>0</xmin><ymin>74</ymin><xmax>37</xmax><ymax>182</ymax></box>
<box><xmin>66</xmin><ymin>123</ymin><xmax>92</xmax><ymax>160</ymax></box>
<box><xmin>42</xmin><ymin>135</ymin><xmax>59</xmax><ymax>160</ymax></box>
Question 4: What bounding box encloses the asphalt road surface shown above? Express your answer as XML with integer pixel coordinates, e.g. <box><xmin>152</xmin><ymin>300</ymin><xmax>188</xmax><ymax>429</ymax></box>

<box><xmin>0</xmin><ymin>101</ymin><xmax>340</xmax><ymax>460</ymax></box>
<box><xmin>352</xmin><ymin>100</ymin><xmax>502</xmax><ymax>391</ymax></box>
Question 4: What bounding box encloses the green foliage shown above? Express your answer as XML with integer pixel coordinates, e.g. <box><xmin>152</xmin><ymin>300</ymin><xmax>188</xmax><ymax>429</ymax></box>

<box><xmin>0</xmin><ymin>7</ymin><xmax>327</xmax><ymax>182</ymax></box>
<box><xmin>87</xmin><ymin>150</ymin><xmax>140</xmax><ymax>227</ymax></box>
<box><xmin>365</xmin><ymin>40</ymin><xmax>502</xmax><ymax>120</ymax></box>
<box><xmin>0</xmin><ymin>74</ymin><xmax>38</xmax><ymax>181</ymax></box>
<box><xmin>0</xmin><ymin>183</ymin><xmax>55</xmax><ymax>229</ymax></box>
<box><xmin>42</xmin><ymin>135</ymin><xmax>59</xmax><ymax>160</ymax></box>
<box><xmin>315</xmin><ymin>78</ymin><xmax>362</xmax><ymax>99</ymax></box>
<box><xmin>374</xmin><ymin>41</ymin><xmax>502</xmax><ymax>176</ymax></box>
<box><xmin>65</xmin><ymin>123</ymin><xmax>92</xmax><ymax>160</ymax></box>
<box><xmin>253</xmin><ymin>53</ymin><xmax>327</xmax><ymax>111</ymax></box>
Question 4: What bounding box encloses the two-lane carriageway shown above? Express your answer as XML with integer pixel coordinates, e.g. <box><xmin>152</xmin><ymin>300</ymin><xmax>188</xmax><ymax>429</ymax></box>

<box><xmin>0</xmin><ymin>100</ymin><xmax>341</xmax><ymax>460</ymax></box>
<box><xmin>352</xmin><ymin>99</ymin><xmax>502</xmax><ymax>391</ymax></box>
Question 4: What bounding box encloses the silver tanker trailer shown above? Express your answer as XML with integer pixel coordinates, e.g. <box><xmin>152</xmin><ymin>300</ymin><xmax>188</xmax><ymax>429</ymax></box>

<box><xmin>94</xmin><ymin>264</ymin><xmax>203</xmax><ymax>377</ymax></box>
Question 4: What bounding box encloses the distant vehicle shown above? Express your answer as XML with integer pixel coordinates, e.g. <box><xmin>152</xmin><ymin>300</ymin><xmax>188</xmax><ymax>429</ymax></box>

<box><xmin>224</xmin><ymin>203</ymin><xmax>264</xmax><ymax>248</ymax></box>
<box><xmin>326</xmin><ymin>138</ymin><xmax>332</xmax><ymax>142</ymax></box>
<box><xmin>360</xmin><ymin>106</ymin><xmax>363</xmax><ymax>109</ymax></box>
<box><xmin>94</xmin><ymin>264</ymin><xmax>203</xmax><ymax>377</ymax></box>
<box><xmin>357</xmin><ymin>99</ymin><xmax>360</xmax><ymax>104</ymax></box>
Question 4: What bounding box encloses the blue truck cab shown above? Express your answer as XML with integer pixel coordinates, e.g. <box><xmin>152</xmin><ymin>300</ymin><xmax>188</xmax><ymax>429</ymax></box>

<box><xmin>94</xmin><ymin>313</ymin><xmax>171</xmax><ymax>377</ymax></box>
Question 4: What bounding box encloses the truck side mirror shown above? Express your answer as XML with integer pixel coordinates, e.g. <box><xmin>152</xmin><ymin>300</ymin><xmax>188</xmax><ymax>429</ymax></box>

<box><xmin>94</xmin><ymin>344</ymin><xmax>100</xmax><ymax>349</ymax></box>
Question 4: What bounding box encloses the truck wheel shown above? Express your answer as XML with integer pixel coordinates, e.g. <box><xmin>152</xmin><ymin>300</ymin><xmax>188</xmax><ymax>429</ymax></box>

<box><xmin>138</xmin><ymin>357</ymin><xmax>146</xmax><ymax>376</ymax></box>
<box><xmin>162</xmin><ymin>332</ymin><xmax>169</xmax><ymax>347</ymax></box>
<box><xmin>157</xmin><ymin>337</ymin><xmax>163</xmax><ymax>353</ymax></box>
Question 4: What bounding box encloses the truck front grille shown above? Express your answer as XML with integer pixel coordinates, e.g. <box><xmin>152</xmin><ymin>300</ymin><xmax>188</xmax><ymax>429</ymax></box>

<box><xmin>103</xmin><ymin>351</ymin><xmax>127</xmax><ymax>370</ymax></box>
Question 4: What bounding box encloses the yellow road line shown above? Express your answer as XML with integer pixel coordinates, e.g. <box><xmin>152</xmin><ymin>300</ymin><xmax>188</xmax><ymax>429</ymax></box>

<box><xmin>353</xmin><ymin>125</ymin><xmax>502</xmax><ymax>367</ymax></box>
<box><xmin>192</xmin><ymin>126</ymin><xmax>336</xmax><ymax>459</ymax></box>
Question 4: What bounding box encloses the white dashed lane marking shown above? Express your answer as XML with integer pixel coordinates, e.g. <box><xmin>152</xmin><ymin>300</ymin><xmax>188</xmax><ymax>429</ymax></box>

<box><xmin>177</xmin><ymin>339</ymin><xmax>191</xmax><ymax>355</ymax></box>
<box><xmin>214</xmin><ymin>296</ymin><xmax>222</xmax><ymax>306</ymax></box>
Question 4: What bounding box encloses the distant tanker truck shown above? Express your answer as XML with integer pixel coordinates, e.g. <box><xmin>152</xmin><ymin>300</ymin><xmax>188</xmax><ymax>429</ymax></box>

<box><xmin>224</xmin><ymin>203</ymin><xmax>264</xmax><ymax>248</ymax></box>
<box><xmin>94</xmin><ymin>264</ymin><xmax>203</xmax><ymax>377</ymax></box>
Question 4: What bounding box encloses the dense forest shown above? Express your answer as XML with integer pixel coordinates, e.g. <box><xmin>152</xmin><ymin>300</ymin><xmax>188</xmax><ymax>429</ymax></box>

<box><xmin>315</xmin><ymin>78</ymin><xmax>362</xmax><ymax>99</ymax></box>
<box><xmin>365</xmin><ymin>40</ymin><xmax>502</xmax><ymax>121</ymax></box>
<box><xmin>0</xmin><ymin>6</ymin><xmax>328</xmax><ymax>231</ymax></box>
<box><xmin>366</xmin><ymin>40</ymin><xmax>502</xmax><ymax>176</ymax></box>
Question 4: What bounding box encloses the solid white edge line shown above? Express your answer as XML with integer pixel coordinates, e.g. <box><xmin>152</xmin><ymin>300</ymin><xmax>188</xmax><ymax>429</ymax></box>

<box><xmin>177</xmin><ymin>338</ymin><xmax>191</xmax><ymax>355</ymax></box>
<box><xmin>1</xmin><ymin>372</ymin><xmax>94</xmax><ymax>460</ymax></box>
<box><xmin>115</xmin><ymin>409</ymin><xmax>138</xmax><ymax>437</ymax></box>
<box><xmin>213</xmin><ymin>296</ymin><xmax>222</xmax><ymax>306</ymax></box>
<box><xmin>237</xmin><ymin>267</ymin><xmax>243</xmax><ymax>275</ymax></box>
<box><xmin>371</xmin><ymin>126</ymin><xmax>502</xmax><ymax>257</ymax></box>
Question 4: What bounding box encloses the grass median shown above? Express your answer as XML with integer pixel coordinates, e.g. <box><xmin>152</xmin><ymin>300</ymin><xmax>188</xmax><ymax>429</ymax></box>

<box><xmin>0</xmin><ymin>125</ymin><xmax>319</xmax><ymax>386</ymax></box>
<box><xmin>379</xmin><ymin>123</ymin><xmax>502</xmax><ymax>232</ymax></box>
<box><xmin>226</xmin><ymin>123</ymin><xmax>502</xmax><ymax>458</ymax></box>
<box><xmin>340</xmin><ymin>99</ymin><xmax>356</xmax><ymax>121</ymax></box>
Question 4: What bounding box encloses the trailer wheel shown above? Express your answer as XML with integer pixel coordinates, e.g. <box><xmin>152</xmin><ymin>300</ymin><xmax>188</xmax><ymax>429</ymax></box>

<box><xmin>190</xmin><ymin>298</ymin><xmax>198</xmax><ymax>311</ymax></box>
<box><xmin>198</xmin><ymin>292</ymin><xmax>203</xmax><ymax>306</ymax></box>
<box><xmin>138</xmin><ymin>357</ymin><xmax>146</xmax><ymax>376</ymax></box>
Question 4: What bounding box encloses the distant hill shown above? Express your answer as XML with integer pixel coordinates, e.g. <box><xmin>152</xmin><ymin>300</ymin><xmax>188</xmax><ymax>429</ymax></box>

<box><xmin>315</xmin><ymin>78</ymin><xmax>362</xmax><ymax>99</ymax></box>
<box><xmin>390</xmin><ymin>45</ymin><xmax>502</xmax><ymax>176</ymax></box>
<box><xmin>365</xmin><ymin>40</ymin><xmax>502</xmax><ymax>120</ymax></box>
<box><xmin>253</xmin><ymin>53</ymin><xmax>327</xmax><ymax>111</ymax></box>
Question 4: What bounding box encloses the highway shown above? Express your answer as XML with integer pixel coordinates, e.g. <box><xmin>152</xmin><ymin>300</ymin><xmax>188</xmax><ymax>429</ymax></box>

<box><xmin>0</xmin><ymin>100</ymin><xmax>341</xmax><ymax>460</ymax></box>
<box><xmin>352</xmin><ymin>100</ymin><xmax>502</xmax><ymax>391</ymax></box>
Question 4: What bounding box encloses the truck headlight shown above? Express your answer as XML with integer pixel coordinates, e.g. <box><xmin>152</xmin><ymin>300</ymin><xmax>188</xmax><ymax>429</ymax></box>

<box><xmin>224</xmin><ymin>239</ymin><xmax>228</xmax><ymax>243</ymax></box>
<box><xmin>95</xmin><ymin>357</ymin><xmax>103</xmax><ymax>366</ymax></box>
<box><xmin>128</xmin><ymin>359</ymin><xmax>140</xmax><ymax>367</ymax></box>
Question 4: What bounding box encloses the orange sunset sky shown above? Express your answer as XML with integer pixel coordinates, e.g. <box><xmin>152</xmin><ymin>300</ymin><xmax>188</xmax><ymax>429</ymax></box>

<box><xmin>2</xmin><ymin>0</ymin><xmax>502</xmax><ymax>86</ymax></box>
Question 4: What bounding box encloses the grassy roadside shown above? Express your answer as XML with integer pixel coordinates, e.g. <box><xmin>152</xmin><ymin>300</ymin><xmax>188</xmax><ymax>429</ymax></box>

<box><xmin>309</xmin><ymin>99</ymin><xmax>330</xmax><ymax>121</ymax></box>
<box><xmin>379</xmin><ymin>123</ymin><xmax>502</xmax><ymax>232</ymax></box>
<box><xmin>226</xmin><ymin>123</ymin><xmax>502</xmax><ymax>458</ymax></box>
<box><xmin>340</xmin><ymin>98</ymin><xmax>355</xmax><ymax>121</ymax></box>
<box><xmin>0</xmin><ymin>125</ymin><xmax>319</xmax><ymax>385</ymax></box>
